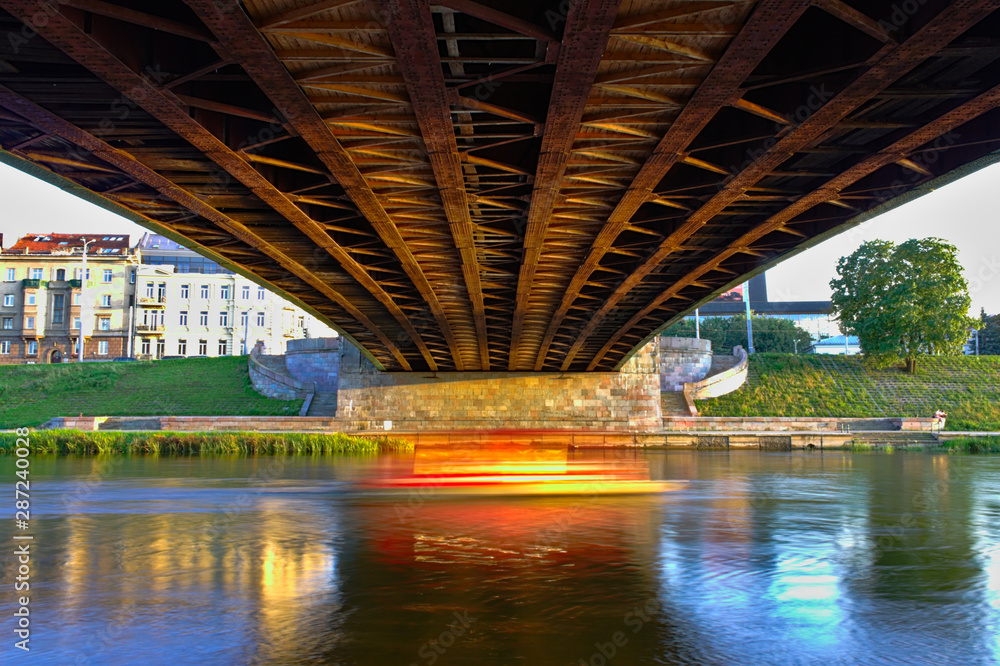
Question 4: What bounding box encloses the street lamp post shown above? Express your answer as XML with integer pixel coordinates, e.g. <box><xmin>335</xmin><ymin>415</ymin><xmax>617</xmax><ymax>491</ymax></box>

<box><xmin>77</xmin><ymin>237</ymin><xmax>93</xmax><ymax>363</ymax></box>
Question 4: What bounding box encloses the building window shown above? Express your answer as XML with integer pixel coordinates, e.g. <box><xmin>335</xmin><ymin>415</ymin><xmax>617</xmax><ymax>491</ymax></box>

<box><xmin>241</xmin><ymin>285</ymin><xmax>250</xmax><ymax>299</ymax></box>
<box><xmin>220</xmin><ymin>285</ymin><xmax>230</xmax><ymax>299</ymax></box>
<box><xmin>73</xmin><ymin>339</ymin><xmax>79</xmax><ymax>355</ymax></box>
<box><xmin>0</xmin><ymin>341</ymin><xmax>8</xmax><ymax>354</ymax></box>
<box><xmin>52</xmin><ymin>294</ymin><xmax>64</xmax><ymax>324</ymax></box>
<box><xmin>99</xmin><ymin>317</ymin><xmax>111</xmax><ymax>331</ymax></box>
<box><xmin>101</xmin><ymin>294</ymin><xmax>112</xmax><ymax>308</ymax></box>
<box><xmin>24</xmin><ymin>316</ymin><xmax>35</xmax><ymax>330</ymax></box>
<box><xmin>140</xmin><ymin>338</ymin><xmax>150</xmax><ymax>355</ymax></box>
<box><xmin>73</xmin><ymin>293</ymin><xmax>80</xmax><ymax>306</ymax></box>
<box><xmin>130</xmin><ymin>269</ymin><xmax>136</xmax><ymax>284</ymax></box>
<box><xmin>2</xmin><ymin>295</ymin><xmax>12</xmax><ymax>307</ymax></box>
<box><xmin>26</xmin><ymin>341</ymin><xmax>37</xmax><ymax>356</ymax></box>
<box><xmin>26</xmin><ymin>293</ymin><xmax>35</xmax><ymax>306</ymax></box>
<box><xmin>4</xmin><ymin>268</ymin><xmax>14</xmax><ymax>281</ymax></box>
<box><xmin>178</xmin><ymin>339</ymin><xmax>187</xmax><ymax>355</ymax></box>
<box><xmin>179</xmin><ymin>311</ymin><xmax>188</xmax><ymax>326</ymax></box>
<box><xmin>2</xmin><ymin>318</ymin><xmax>13</xmax><ymax>330</ymax></box>
<box><xmin>156</xmin><ymin>339</ymin><xmax>165</xmax><ymax>358</ymax></box>
<box><xmin>180</xmin><ymin>284</ymin><xmax>189</xmax><ymax>299</ymax></box>
<box><xmin>218</xmin><ymin>339</ymin><xmax>228</xmax><ymax>356</ymax></box>
<box><xmin>73</xmin><ymin>317</ymin><xmax>81</xmax><ymax>330</ymax></box>
<box><xmin>157</xmin><ymin>283</ymin><xmax>166</xmax><ymax>301</ymax></box>
<box><xmin>55</xmin><ymin>268</ymin><xmax>66</xmax><ymax>281</ymax></box>
<box><xmin>200</xmin><ymin>285</ymin><xmax>209</xmax><ymax>299</ymax></box>
<box><xmin>199</xmin><ymin>311</ymin><xmax>208</xmax><ymax>326</ymax></box>
<box><xmin>256</xmin><ymin>311</ymin><xmax>265</xmax><ymax>327</ymax></box>
<box><xmin>240</xmin><ymin>311</ymin><xmax>248</xmax><ymax>328</ymax></box>
<box><xmin>145</xmin><ymin>282</ymin><xmax>154</xmax><ymax>298</ymax></box>
<box><xmin>219</xmin><ymin>311</ymin><xmax>228</xmax><ymax>327</ymax></box>
<box><xmin>257</xmin><ymin>286</ymin><xmax>265</xmax><ymax>300</ymax></box>
<box><xmin>198</xmin><ymin>339</ymin><xmax>207</xmax><ymax>355</ymax></box>
<box><xmin>98</xmin><ymin>340</ymin><xmax>108</xmax><ymax>356</ymax></box>
<box><xmin>103</xmin><ymin>269</ymin><xmax>113</xmax><ymax>283</ymax></box>
<box><xmin>29</xmin><ymin>268</ymin><xmax>42</xmax><ymax>280</ymax></box>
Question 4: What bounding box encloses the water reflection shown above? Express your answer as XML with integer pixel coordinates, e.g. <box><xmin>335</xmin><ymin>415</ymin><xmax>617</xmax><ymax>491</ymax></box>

<box><xmin>0</xmin><ymin>450</ymin><xmax>997</xmax><ymax>664</ymax></box>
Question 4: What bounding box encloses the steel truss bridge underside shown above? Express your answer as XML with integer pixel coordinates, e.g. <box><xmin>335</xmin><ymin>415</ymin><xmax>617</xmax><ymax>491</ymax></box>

<box><xmin>0</xmin><ymin>0</ymin><xmax>998</xmax><ymax>371</ymax></box>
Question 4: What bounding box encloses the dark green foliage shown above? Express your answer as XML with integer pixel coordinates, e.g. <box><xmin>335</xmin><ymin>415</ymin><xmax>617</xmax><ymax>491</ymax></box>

<box><xmin>830</xmin><ymin>238</ymin><xmax>975</xmax><ymax>373</ymax></box>
<box><xmin>978</xmin><ymin>309</ymin><xmax>1000</xmax><ymax>355</ymax></box>
<box><xmin>0</xmin><ymin>356</ymin><xmax>303</xmax><ymax>428</ymax></box>
<box><xmin>698</xmin><ymin>353</ymin><xmax>1000</xmax><ymax>431</ymax></box>
<box><xmin>662</xmin><ymin>314</ymin><xmax>813</xmax><ymax>354</ymax></box>
<box><xmin>0</xmin><ymin>430</ymin><xmax>413</xmax><ymax>455</ymax></box>
<box><xmin>941</xmin><ymin>436</ymin><xmax>1000</xmax><ymax>453</ymax></box>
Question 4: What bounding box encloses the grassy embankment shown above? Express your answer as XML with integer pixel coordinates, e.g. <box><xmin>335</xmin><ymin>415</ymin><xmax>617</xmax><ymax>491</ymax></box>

<box><xmin>0</xmin><ymin>430</ymin><xmax>412</xmax><ymax>455</ymax></box>
<box><xmin>699</xmin><ymin>353</ymin><xmax>1000</xmax><ymax>431</ymax></box>
<box><xmin>0</xmin><ymin>356</ymin><xmax>301</xmax><ymax>429</ymax></box>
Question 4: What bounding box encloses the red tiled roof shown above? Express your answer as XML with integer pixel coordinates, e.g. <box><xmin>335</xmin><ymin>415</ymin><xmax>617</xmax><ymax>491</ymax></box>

<box><xmin>3</xmin><ymin>233</ymin><xmax>130</xmax><ymax>255</ymax></box>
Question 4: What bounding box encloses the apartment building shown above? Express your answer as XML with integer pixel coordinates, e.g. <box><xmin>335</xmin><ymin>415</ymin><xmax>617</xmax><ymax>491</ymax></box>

<box><xmin>0</xmin><ymin>234</ymin><xmax>137</xmax><ymax>364</ymax></box>
<box><xmin>135</xmin><ymin>234</ymin><xmax>336</xmax><ymax>359</ymax></box>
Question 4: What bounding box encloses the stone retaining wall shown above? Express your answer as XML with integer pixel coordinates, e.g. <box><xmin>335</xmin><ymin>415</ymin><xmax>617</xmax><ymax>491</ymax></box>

<box><xmin>248</xmin><ymin>342</ymin><xmax>313</xmax><ymax>402</ymax></box>
<box><xmin>659</xmin><ymin>336</ymin><xmax>712</xmax><ymax>392</ymax></box>
<box><xmin>685</xmin><ymin>345</ymin><xmax>748</xmax><ymax>403</ymax></box>
<box><xmin>336</xmin><ymin>341</ymin><xmax>662</xmax><ymax>431</ymax></box>
<box><xmin>285</xmin><ymin>337</ymin><xmax>340</xmax><ymax>391</ymax></box>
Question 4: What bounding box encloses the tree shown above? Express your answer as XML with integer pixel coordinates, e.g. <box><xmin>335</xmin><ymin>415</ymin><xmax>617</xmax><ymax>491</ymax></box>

<box><xmin>830</xmin><ymin>238</ymin><xmax>974</xmax><ymax>373</ymax></box>
<box><xmin>662</xmin><ymin>314</ymin><xmax>812</xmax><ymax>354</ymax></box>
<box><xmin>979</xmin><ymin>308</ymin><xmax>1000</xmax><ymax>355</ymax></box>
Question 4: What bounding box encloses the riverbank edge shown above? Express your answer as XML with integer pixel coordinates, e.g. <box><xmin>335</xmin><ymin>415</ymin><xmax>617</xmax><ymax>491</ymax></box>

<box><xmin>2</xmin><ymin>430</ymin><xmax>998</xmax><ymax>454</ymax></box>
<box><xmin>0</xmin><ymin>430</ymin><xmax>412</xmax><ymax>455</ymax></box>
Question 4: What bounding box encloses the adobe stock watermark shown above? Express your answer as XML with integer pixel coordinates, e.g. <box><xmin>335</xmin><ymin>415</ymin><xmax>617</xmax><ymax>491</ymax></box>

<box><xmin>578</xmin><ymin>597</ymin><xmax>660</xmax><ymax>666</ymax></box>
<box><xmin>409</xmin><ymin>609</ymin><xmax>476</xmax><ymax>666</ymax></box>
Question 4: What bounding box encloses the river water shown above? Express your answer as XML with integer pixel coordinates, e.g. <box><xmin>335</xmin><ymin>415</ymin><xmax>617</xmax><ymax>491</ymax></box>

<box><xmin>1</xmin><ymin>449</ymin><xmax>998</xmax><ymax>665</ymax></box>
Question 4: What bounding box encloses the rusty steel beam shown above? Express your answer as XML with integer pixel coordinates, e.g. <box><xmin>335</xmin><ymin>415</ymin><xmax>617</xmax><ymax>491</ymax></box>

<box><xmin>0</xmin><ymin>0</ymin><xmax>437</xmax><ymax>370</ymax></box>
<box><xmin>569</xmin><ymin>0</ymin><xmax>997</xmax><ymax>371</ymax></box>
<box><xmin>60</xmin><ymin>0</ymin><xmax>216</xmax><ymax>43</ymax></box>
<box><xmin>434</xmin><ymin>0</ymin><xmax>556</xmax><ymax>42</ymax></box>
<box><xmin>531</xmin><ymin>0</ymin><xmax>812</xmax><ymax>371</ymax></box>
<box><xmin>0</xmin><ymin>84</ymin><xmax>408</xmax><ymax>370</ymax></box>
<box><xmin>185</xmin><ymin>0</ymin><xmax>474</xmax><ymax>371</ymax></box>
<box><xmin>505</xmin><ymin>0</ymin><xmax>622</xmax><ymax>370</ymax></box>
<box><xmin>377</xmin><ymin>0</ymin><xmax>496</xmax><ymax>369</ymax></box>
<box><xmin>592</xmin><ymin>81</ymin><xmax>1000</xmax><ymax>370</ymax></box>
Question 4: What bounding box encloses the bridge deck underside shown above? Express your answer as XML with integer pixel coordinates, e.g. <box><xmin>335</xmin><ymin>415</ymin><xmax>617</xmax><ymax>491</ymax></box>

<box><xmin>0</xmin><ymin>0</ymin><xmax>998</xmax><ymax>371</ymax></box>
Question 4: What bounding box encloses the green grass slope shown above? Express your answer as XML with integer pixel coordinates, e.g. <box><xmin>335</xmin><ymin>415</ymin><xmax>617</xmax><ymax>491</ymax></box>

<box><xmin>0</xmin><ymin>356</ymin><xmax>302</xmax><ymax>428</ymax></box>
<box><xmin>697</xmin><ymin>353</ymin><xmax>1000</xmax><ymax>430</ymax></box>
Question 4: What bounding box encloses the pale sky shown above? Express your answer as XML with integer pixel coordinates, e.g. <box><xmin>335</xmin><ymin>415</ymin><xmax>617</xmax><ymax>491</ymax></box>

<box><xmin>1</xmin><ymin>159</ymin><xmax>998</xmax><ymax>315</ymax></box>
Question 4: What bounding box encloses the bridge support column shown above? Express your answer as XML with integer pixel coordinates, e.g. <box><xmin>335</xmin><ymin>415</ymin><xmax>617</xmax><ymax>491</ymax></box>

<box><xmin>335</xmin><ymin>342</ymin><xmax>662</xmax><ymax>432</ymax></box>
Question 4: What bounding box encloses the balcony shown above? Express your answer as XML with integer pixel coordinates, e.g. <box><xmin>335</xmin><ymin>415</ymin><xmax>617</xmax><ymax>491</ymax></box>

<box><xmin>138</xmin><ymin>296</ymin><xmax>167</xmax><ymax>307</ymax></box>
<box><xmin>22</xmin><ymin>279</ymin><xmax>46</xmax><ymax>288</ymax></box>
<box><xmin>68</xmin><ymin>279</ymin><xmax>82</xmax><ymax>288</ymax></box>
<box><xmin>136</xmin><ymin>324</ymin><xmax>165</xmax><ymax>335</ymax></box>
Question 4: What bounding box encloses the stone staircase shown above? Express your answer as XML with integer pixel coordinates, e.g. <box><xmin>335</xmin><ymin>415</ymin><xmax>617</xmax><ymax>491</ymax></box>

<box><xmin>661</xmin><ymin>392</ymin><xmax>692</xmax><ymax>417</ymax></box>
<box><xmin>850</xmin><ymin>431</ymin><xmax>939</xmax><ymax>448</ymax></box>
<box><xmin>306</xmin><ymin>391</ymin><xmax>338</xmax><ymax>416</ymax></box>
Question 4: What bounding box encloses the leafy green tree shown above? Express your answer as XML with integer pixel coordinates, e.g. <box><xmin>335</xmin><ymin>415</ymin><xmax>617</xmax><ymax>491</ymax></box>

<box><xmin>830</xmin><ymin>238</ymin><xmax>974</xmax><ymax>373</ymax></box>
<box><xmin>662</xmin><ymin>314</ymin><xmax>812</xmax><ymax>354</ymax></box>
<box><xmin>979</xmin><ymin>308</ymin><xmax>1000</xmax><ymax>355</ymax></box>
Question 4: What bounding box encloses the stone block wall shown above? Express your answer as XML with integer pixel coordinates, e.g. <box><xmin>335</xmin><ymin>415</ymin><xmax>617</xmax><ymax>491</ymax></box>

<box><xmin>336</xmin><ymin>341</ymin><xmax>662</xmax><ymax>431</ymax></box>
<box><xmin>686</xmin><ymin>345</ymin><xmax>749</xmax><ymax>401</ymax></box>
<box><xmin>248</xmin><ymin>342</ymin><xmax>313</xmax><ymax>401</ymax></box>
<box><xmin>285</xmin><ymin>337</ymin><xmax>340</xmax><ymax>391</ymax></box>
<box><xmin>659</xmin><ymin>336</ymin><xmax>713</xmax><ymax>392</ymax></box>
